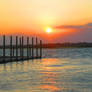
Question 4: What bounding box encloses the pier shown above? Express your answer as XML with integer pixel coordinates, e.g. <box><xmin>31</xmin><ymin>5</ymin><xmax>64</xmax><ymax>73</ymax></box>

<box><xmin>0</xmin><ymin>35</ymin><xmax>42</xmax><ymax>64</ymax></box>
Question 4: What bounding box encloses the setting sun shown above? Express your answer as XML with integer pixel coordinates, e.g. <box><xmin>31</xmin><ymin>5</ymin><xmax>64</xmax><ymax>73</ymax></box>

<box><xmin>46</xmin><ymin>28</ymin><xmax>52</xmax><ymax>33</ymax></box>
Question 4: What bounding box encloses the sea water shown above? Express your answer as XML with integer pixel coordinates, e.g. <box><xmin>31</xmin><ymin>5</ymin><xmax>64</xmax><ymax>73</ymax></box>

<box><xmin>0</xmin><ymin>48</ymin><xmax>92</xmax><ymax>92</ymax></box>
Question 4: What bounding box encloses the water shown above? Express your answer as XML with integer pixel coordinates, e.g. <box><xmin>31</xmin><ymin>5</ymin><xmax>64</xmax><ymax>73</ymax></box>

<box><xmin>0</xmin><ymin>48</ymin><xmax>92</xmax><ymax>92</ymax></box>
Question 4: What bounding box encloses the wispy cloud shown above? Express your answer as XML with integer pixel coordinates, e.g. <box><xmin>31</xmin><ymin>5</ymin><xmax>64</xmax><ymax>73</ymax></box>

<box><xmin>53</xmin><ymin>22</ymin><xmax>92</xmax><ymax>42</ymax></box>
<box><xmin>54</xmin><ymin>23</ymin><xmax>92</xmax><ymax>29</ymax></box>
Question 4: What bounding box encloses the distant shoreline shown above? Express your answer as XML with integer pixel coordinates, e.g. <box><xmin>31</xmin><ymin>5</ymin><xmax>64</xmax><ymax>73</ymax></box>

<box><xmin>0</xmin><ymin>42</ymin><xmax>92</xmax><ymax>49</ymax></box>
<box><xmin>41</xmin><ymin>43</ymin><xmax>92</xmax><ymax>48</ymax></box>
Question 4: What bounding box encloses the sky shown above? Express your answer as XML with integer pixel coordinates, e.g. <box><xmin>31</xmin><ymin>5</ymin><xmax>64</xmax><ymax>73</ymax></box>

<box><xmin>0</xmin><ymin>0</ymin><xmax>92</xmax><ymax>42</ymax></box>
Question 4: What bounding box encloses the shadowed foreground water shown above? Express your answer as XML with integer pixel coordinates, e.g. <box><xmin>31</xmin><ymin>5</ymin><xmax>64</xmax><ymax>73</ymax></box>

<box><xmin>0</xmin><ymin>48</ymin><xmax>92</xmax><ymax>92</ymax></box>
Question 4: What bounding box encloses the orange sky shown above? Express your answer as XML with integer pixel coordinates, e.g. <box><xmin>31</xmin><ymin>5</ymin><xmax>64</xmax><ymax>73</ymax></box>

<box><xmin>0</xmin><ymin>0</ymin><xmax>92</xmax><ymax>42</ymax></box>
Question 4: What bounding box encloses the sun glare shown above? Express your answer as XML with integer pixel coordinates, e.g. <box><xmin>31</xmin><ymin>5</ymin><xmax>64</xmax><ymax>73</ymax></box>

<box><xmin>46</xmin><ymin>28</ymin><xmax>52</xmax><ymax>33</ymax></box>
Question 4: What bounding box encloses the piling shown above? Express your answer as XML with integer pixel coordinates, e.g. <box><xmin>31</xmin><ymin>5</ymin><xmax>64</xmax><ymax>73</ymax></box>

<box><xmin>3</xmin><ymin>35</ymin><xmax>5</xmax><ymax>61</ymax></box>
<box><xmin>16</xmin><ymin>36</ymin><xmax>18</xmax><ymax>60</ymax></box>
<box><xmin>19</xmin><ymin>37</ymin><xmax>22</xmax><ymax>58</ymax></box>
<box><xmin>32</xmin><ymin>37</ymin><xmax>34</xmax><ymax>59</ymax></box>
<box><xmin>10</xmin><ymin>36</ymin><xmax>12</xmax><ymax>61</ymax></box>
<box><xmin>27</xmin><ymin>37</ymin><xmax>29</xmax><ymax>59</ymax></box>
<box><xmin>40</xmin><ymin>40</ymin><xmax>42</xmax><ymax>58</ymax></box>
<box><xmin>13</xmin><ymin>46</ymin><xmax>14</xmax><ymax>57</ymax></box>
<box><xmin>29</xmin><ymin>38</ymin><xmax>31</xmax><ymax>58</ymax></box>
<box><xmin>22</xmin><ymin>36</ymin><xmax>24</xmax><ymax>60</ymax></box>
<box><xmin>36</xmin><ymin>37</ymin><xmax>38</xmax><ymax>58</ymax></box>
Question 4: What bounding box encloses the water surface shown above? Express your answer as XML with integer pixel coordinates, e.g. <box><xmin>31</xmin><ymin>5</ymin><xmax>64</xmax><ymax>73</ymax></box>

<box><xmin>0</xmin><ymin>48</ymin><xmax>92</xmax><ymax>92</ymax></box>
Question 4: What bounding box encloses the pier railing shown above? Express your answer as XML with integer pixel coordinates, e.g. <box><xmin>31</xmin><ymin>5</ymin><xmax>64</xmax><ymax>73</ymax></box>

<box><xmin>0</xmin><ymin>35</ymin><xmax>42</xmax><ymax>64</ymax></box>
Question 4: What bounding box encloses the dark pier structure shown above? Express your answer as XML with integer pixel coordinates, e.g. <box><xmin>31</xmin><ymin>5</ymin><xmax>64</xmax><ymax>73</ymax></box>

<box><xmin>0</xmin><ymin>35</ymin><xmax>42</xmax><ymax>64</ymax></box>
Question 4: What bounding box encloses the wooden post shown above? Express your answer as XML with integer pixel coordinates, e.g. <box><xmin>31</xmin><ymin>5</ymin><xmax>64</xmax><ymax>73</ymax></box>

<box><xmin>3</xmin><ymin>35</ymin><xmax>5</xmax><ymax>62</ymax></box>
<box><xmin>19</xmin><ymin>37</ymin><xmax>22</xmax><ymax>58</ymax></box>
<box><xmin>32</xmin><ymin>37</ymin><xmax>34</xmax><ymax>59</ymax></box>
<box><xmin>13</xmin><ymin>46</ymin><xmax>14</xmax><ymax>57</ymax></box>
<box><xmin>16</xmin><ymin>36</ymin><xmax>18</xmax><ymax>60</ymax></box>
<box><xmin>22</xmin><ymin>36</ymin><xmax>24</xmax><ymax>60</ymax></box>
<box><xmin>10</xmin><ymin>36</ymin><xmax>12</xmax><ymax>61</ymax></box>
<box><xmin>36</xmin><ymin>37</ymin><xmax>38</xmax><ymax>58</ymax></box>
<box><xmin>29</xmin><ymin>37</ymin><xmax>31</xmax><ymax>59</ymax></box>
<box><xmin>27</xmin><ymin>37</ymin><xmax>29</xmax><ymax>59</ymax></box>
<box><xmin>40</xmin><ymin>40</ymin><xmax>42</xmax><ymax>58</ymax></box>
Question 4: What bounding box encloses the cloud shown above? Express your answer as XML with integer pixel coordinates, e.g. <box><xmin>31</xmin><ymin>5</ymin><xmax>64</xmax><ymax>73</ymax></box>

<box><xmin>86</xmin><ymin>23</ymin><xmax>92</xmax><ymax>27</ymax></box>
<box><xmin>53</xmin><ymin>22</ymin><xmax>92</xmax><ymax>42</ymax></box>
<box><xmin>54</xmin><ymin>22</ymin><xmax>92</xmax><ymax>30</ymax></box>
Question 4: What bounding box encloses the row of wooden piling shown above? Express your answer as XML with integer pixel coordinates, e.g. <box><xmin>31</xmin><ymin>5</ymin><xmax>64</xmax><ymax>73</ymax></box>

<box><xmin>0</xmin><ymin>35</ymin><xmax>42</xmax><ymax>63</ymax></box>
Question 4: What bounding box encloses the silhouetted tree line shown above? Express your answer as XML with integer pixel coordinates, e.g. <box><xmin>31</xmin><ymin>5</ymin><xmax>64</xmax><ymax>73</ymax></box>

<box><xmin>40</xmin><ymin>42</ymin><xmax>92</xmax><ymax>48</ymax></box>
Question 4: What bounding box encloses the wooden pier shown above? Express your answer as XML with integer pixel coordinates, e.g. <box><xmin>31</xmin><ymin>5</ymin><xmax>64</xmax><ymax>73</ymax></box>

<box><xmin>0</xmin><ymin>35</ymin><xmax>42</xmax><ymax>64</ymax></box>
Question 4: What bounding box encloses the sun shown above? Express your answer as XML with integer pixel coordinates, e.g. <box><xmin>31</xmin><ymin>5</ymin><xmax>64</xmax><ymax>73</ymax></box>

<box><xmin>46</xmin><ymin>28</ymin><xmax>52</xmax><ymax>33</ymax></box>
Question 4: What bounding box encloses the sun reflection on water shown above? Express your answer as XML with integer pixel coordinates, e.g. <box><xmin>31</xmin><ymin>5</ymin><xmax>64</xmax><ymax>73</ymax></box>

<box><xmin>38</xmin><ymin>59</ymin><xmax>62</xmax><ymax>91</ymax></box>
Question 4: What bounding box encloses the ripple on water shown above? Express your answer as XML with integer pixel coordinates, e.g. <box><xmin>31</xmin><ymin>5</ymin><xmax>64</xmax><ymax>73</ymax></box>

<box><xmin>0</xmin><ymin>48</ymin><xmax>92</xmax><ymax>92</ymax></box>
